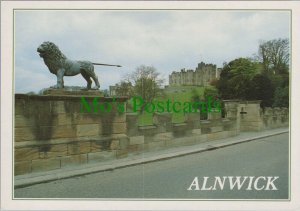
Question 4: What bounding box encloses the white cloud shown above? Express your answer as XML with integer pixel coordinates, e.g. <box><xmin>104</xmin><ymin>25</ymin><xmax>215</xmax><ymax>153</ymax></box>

<box><xmin>15</xmin><ymin>10</ymin><xmax>290</xmax><ymax>93</ymax></box>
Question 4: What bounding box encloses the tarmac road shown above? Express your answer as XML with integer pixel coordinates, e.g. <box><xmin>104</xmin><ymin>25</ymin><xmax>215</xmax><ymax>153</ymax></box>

<box><xmin>14</xmin><ymin>133</ymin><xmax>289</xmax><ymax>199</ymax></box>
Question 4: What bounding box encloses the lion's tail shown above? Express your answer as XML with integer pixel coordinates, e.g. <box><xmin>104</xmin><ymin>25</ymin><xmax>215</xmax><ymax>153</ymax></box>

<box><xmin>92</xmin><ymin>62</ymin><xmax>121</xmax><ymax>67</ymax></box>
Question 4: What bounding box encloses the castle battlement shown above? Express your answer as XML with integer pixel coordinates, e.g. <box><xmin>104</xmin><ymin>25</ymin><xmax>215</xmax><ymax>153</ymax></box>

<box><xmin>169</xmin><ymin>62</ymin><xmax>221</xmax><ymax>86</ymax></box>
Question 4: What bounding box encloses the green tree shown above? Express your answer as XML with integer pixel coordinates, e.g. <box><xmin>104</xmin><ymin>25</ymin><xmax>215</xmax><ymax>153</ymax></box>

<box><xmin>203</xmin><ymin>86</ymin><xmax>219</xmax><ymax>101</ymax></box>
<box><xmin>217</xmin><ymin>39</ymin><xmax>290</xmax><ymax>108</ymax></box>
<box><xmin>273</xmin><ymin>86</ymin><xmax>289</xmax><ymax>107</ymax></box>
<box><xmin>248</xmin><ymin>74</ymin><xmax>274</xmax><ymax>107</ymax></box>
<box><xmin>217</xmin><ymin>58</ymin><xmax>261</xmax><ymax>100</ymax></box>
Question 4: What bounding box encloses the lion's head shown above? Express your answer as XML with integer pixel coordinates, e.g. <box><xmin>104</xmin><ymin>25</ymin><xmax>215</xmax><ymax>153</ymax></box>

<box><xmin>37</xmin><ymin>41</ymin><xmax>67</xmax><ymax>73</ymax></box>
<box><xmin>37</xmin><ymin>41</ymin><xmax>66</xmax><ymax>59</ymax></box>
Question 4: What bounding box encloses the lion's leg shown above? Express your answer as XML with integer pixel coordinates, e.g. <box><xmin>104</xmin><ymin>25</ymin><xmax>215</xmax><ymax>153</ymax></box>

<box><xmin>81</xmin><ymin>72</ymin><xmax>92</xmax><ymax>90</ymax></box>
<box><xmin>79</xmin><ymin>64</ymin><xmax>100</xmax><ymax>90</ymax></box>
<box><xmin>56</xmin><ymin>69</ymin><xmax>65</xmax><ymax>89</ymax></box>
<box><xmin>87</xmin><ymin>65</ymin><xmax>100</xmax><ymax>89</ymax></box>
<box><xmin>91</xmin><ymin>74</ymin><xmax>100</xmax><ymax>89</ymax></box>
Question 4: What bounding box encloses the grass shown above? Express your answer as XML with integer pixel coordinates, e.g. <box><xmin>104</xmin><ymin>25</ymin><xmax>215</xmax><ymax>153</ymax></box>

<box><xmin>137</xmin><ymin>112</ymin><xmax>153</xmax><ymax>126</ymax></box>
<box><xmin>128</xmin><ymin>86</ymin><xmax>207</xmax><ymax>126</ymax></box>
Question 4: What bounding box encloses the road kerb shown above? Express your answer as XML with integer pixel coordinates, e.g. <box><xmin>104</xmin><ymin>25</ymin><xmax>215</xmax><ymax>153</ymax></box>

<box><xmin>14</xmin><ymin>129</ymin><xmax>289</xmax><ymax>189</ymax></box>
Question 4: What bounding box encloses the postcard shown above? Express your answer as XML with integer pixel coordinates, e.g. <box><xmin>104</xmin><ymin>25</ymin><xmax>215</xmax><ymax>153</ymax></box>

<box><xmin>1</xmin><ymin>1</ymin><xmax>300</xmax><ymax>210</ymax></box>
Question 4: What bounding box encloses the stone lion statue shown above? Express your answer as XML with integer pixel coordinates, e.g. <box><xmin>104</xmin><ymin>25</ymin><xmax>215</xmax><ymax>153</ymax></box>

<box><xmin>37</xmin><ymin>41</ymin><xmax>103</xmax><ymax>90</ymax></box>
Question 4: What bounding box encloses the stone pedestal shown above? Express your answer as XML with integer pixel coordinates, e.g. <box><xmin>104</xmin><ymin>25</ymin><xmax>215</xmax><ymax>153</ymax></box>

<box><xmin>126</xmin><ymin>113</ymin><xmax>139</xmax><ymax>136</ymax></box>
<box><xmin>223</xmin><ymin>100</ymin><xmax>240</xmax><ymax>133</ymax></box>
<box><xmin>41</xmin><ymin>87</ymin><xmax>104</xmax><ymax>96</ymax></box>
<box><xmin>208</xmin><ymin>109</ymin><xmax>222</xmax><ymax>121</ymax></box>
<box><xmin>185</xmin><ymin>112</ymin><xmax>200</xmax><ymax>129</ymax></box>
<box><xmin>239</xmin><ymin>101</ymin><xmax>263</xmax><ymax>131</ymax></box>
<box><xmin>153</xmin><ymin>112</ymin><xmax>172</xmax><ymax>133</ymax></box>
<box><xmin>14</xmin><ymin>93</ymin><xmax>127</xmax><ymax>176</ymax></box>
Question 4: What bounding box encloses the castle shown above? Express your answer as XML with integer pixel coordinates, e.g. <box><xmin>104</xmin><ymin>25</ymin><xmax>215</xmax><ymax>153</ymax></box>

<box><xmin>169</xmin><ymin>62</ymin><xmax>222</xmax><ymax>86</ymax></box>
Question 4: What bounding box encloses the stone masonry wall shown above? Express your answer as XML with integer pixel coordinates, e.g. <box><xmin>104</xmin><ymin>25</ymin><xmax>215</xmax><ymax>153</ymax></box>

<box><xmin>261</xmin><ymin>107</ymin><xmax>289</xmax><ymax>129</ymax></box>
<box><xmin>14</xmin><ymin>94</ymin><xmax>128</xmax><ymax>176</ymax></box>
<box><xmin>126</xmin><ymin>110</ymin><xmax>239</xmax><ymax>154</ymax></box>
<box><xmin>234</xmin><ymin>100</ymin><xmax>289</xmax><ymax>131</ymax></box>
<box><xmin>14</xmin><ymin>96</ymin><xmax>288</xmax><ymax>176</ymax></box>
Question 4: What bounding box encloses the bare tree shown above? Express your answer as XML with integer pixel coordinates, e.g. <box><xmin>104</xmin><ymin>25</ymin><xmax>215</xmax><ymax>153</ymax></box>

<box><xmin>258</xmin><ymin>38</ymin><xmax>289</xmax><ymax>74</ymax></box>
<box><xmin>127</xmin><ymin>65</ymin><xmax>165</xmax><ymax>112</ymax></box>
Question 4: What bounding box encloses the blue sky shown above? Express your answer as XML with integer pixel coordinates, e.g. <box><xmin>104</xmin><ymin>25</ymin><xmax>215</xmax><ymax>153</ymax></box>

<box><xmin>14</xmin><ymin>10</ymin><xmax>290</xmax><ymax>93</ymax></box>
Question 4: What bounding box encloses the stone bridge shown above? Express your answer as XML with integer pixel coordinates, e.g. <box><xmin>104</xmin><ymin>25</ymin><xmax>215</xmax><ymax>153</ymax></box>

<box><xmin>14</xmin><ymin>94</ymin><xmax>289</xmax><ymax>176</ymax></box>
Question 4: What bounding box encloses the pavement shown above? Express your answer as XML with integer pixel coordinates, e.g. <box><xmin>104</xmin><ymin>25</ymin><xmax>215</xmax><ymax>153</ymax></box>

<box><xmin>14</xmin><ymin>127</ymin><xmax>289</xmax><ymax>189</ymax></box>
<box><xmin>15</xmin><ymin>132</ymin><xmax>289</xmax><ymax>198</ymax></box>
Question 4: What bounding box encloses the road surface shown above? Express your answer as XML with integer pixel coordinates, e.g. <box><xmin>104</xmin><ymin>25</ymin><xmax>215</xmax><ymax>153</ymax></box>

<box><xmin>14</xmin><ymin>133</ymin><xmax>289</xmax><ymax>199</ymax></box>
